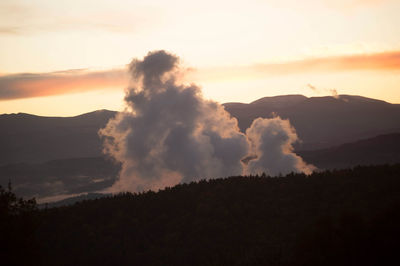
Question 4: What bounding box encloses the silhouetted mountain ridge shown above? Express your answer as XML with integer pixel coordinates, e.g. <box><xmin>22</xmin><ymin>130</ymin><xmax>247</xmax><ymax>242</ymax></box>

<box><xmin>0</xmin><ymin>109</ymin><xmax>116</xmax><ymax>165</ymax></box>
<box><xmin>224</xmin><ymin>94</ymin><xmax>400</xmax><ymax>150</ymax></box>
<box><xmin>298</xmin><ymin>133</ymin><xmax>400</xmax><ymax>169</ymax></box>
<box><xmin>250</xmin><ymin>94</ymin><xmax>307</xmax><ymax>105</ymax></box>
<box><xmin>1</xmin><ymin>94</ymin><xmax>399</xmax><ymax>166</ymax></box>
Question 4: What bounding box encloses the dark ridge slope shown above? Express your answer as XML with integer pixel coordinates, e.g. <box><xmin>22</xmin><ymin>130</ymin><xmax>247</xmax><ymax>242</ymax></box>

<box><xmin>0</xmin><ymin>110</ymin><xmax>116</xmax><ymax>165</ymax></box>
<box><xmin>298</xmin><ymin>133</ymin><xmax>400</xmax><ymax>169</ymax></box>
<box><xmin>224</xmin><ymin>95</ymin><xmax>400</xmax><ymax>150</ymax></box>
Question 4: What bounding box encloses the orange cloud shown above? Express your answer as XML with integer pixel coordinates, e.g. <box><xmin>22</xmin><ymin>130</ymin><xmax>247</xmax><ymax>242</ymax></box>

<box><xmin>1</xmin><ymin>51</ymin><xmax>399</xmax><ymax>100</ymax></box>
<box><xmin>288</xmin><ymin>50</ymin><xmax>400</xmax><ymax>71</ymax></box>
<box><xmin>195</xmin><ymin>50</ymin><xmax>400</xmax><ymax>81</ymax></box>
<box><xmin>0</xmin><ymin>69</ymin><xmax>128</xmax><ymax>100</ymax></box>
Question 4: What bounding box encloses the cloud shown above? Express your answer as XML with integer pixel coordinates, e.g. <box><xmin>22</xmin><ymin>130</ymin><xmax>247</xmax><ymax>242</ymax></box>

<box><xmin>0</xmin><ymin>69</ymin><xmax>128</xmax><ymax>100</ymax></box>
<box><xmin>99</xmin><ymin>51</ymin><xmax>314</xmax><ymax>193</ymax></box>
<box><xmin>0</xmin><ymin>2</ymin><xmax>157</xmax><ymax>35</ymax></box>
<box><xmin>2</xmin><ymin>50</ymin><xmax>399</xmax><ymax>101</ymax></box>
<box><xmin>0</xmin><ymin>19</ymin><xmax>139</xmax><ymax>35</ymax></box>
<box><xmin>256</xmin><ymin>50</ymin><xmax>400</xmax><ymax>72</ymax></box>
<box><xmin>195</xmin><ymin>50</ymin><xmax>400</xmax><ymax>81</ymax></box>
<box><xmin>0</xmin><ymin>26</ymin><xmax>20</xmax><ymax>35</ymax></box>
<box><xmin>260</xmin><ymin>0</ymin><xmax>389</xmax><ymax>12</ymax></box>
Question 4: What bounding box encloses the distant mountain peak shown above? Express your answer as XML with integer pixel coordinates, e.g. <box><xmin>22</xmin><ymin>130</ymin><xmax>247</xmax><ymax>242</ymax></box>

<box><xmin>73</xmin><ymin>109</ymin><xmax>116</xmax><ymax>118</ymax></box>
<box><xmin>336</xmin><ymin>95</ymin><xmax>389</xmax><ymax>104</ymax></box>
<box><xmin>250</xmin><ymin>94</ymin><xmax>307</xmax><ymax>105</ymax></box>
<box><xmin>0</xmin><ymin>112</ymin><xmax>40</xmax><ymax>119</ymax></box>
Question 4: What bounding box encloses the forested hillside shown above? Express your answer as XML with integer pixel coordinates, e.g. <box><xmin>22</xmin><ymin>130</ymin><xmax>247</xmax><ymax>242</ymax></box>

<box><xmin>3</xmin><ymin>164</ymin><xmax>399</xmax><ymax>265</ymax></box>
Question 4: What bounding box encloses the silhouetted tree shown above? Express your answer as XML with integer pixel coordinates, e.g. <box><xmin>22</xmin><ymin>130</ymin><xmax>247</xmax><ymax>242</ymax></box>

<box><xmin>0</xmin><ymin>182</ymin><xmax>39</xmax><ymax>266</ymax></box>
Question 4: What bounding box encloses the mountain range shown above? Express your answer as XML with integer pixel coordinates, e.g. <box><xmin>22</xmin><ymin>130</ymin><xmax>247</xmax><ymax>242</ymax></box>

<box><xmin>0</xmin><ymin>109</ymin><xmax>115</xmax><ymax>165</ymax></box>
<box><xmin>1</xmin><ymin>94</ymin><xmax>399</xmax><ymax>200</ymax></box>
<box><xmin>1</xmin><ymin>94</ymin><xmax>399</xmax><ymax>167</ymax></box>
<box><xmin>224</xmin><ymin>94</ymin><xmax>400</xmax><ymax>150</ymax></box>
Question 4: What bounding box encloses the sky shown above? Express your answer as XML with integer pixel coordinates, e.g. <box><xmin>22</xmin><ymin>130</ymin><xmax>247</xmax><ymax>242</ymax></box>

<box><xmin>1</xmin><ymin>0</ymin><xmax>400</xmax><ymax>116</ymax></box>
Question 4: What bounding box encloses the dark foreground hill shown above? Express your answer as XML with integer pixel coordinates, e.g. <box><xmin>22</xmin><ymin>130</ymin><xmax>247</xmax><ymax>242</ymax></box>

<box><xmin>3</xmin><ymin>164</ymin><xmax>399</xmax><ymax>266</ymax></box>
<box><xmin>1</xmin><ymin>95</ymin><xmax>400</xmax><ymax>165</ymax></box>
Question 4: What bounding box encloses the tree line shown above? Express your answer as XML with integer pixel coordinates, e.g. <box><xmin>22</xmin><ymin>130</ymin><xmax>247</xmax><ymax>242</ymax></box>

<box><xmin>2</xmin><ymin>164</ymin><xmax>400</xmax><ymax>265</ymax></box>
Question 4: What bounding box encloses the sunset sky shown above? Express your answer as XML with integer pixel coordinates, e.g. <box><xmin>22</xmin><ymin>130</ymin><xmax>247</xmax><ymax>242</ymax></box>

<box><xmin>1</xmin><ymin>0</ymin><xmax>400</xmax><ymax>116</ymax></box>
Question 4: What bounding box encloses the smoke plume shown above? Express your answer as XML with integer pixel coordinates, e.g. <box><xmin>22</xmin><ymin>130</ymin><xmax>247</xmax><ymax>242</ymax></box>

<box><xmin>100</xmin><ymin>50</ymin><xmax>314</xmax><ymax>192</ymax></box>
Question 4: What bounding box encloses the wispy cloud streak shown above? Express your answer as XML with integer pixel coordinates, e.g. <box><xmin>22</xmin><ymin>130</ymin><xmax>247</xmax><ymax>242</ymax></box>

<box><xmin>1</xmin><ymin>50</ymin><xmax>399</xmax><ymax>100</ymax></box>
<box><xmin>0</xmin><ymin>69</ymin><xmax>127</xmax><ymax>100</ymax></box>
<box><xmin>195</xmin><ymin>51</ymin><xmax>400</xmax><ymax>81</ymax></box>
<box><xmin>0</xmin><ymin>2</ymin><xmax>157</xmax><ymax>35</ymax></box>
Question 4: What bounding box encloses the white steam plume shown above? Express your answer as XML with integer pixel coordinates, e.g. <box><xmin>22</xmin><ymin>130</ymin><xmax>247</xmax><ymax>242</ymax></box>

<box><xmin>100</xmin><ymin>51</ymin><xmax>249</xmax><ymax>192</ymax></box>
<box><xmin>100</xmin><ymin>50</ymin><xmax>315</xmax><ymax>192</ymax></box>
<box><xmin>245</xmin><ymin>117</ymin><xmax>315</xmax><ymax>176</ymax></box>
